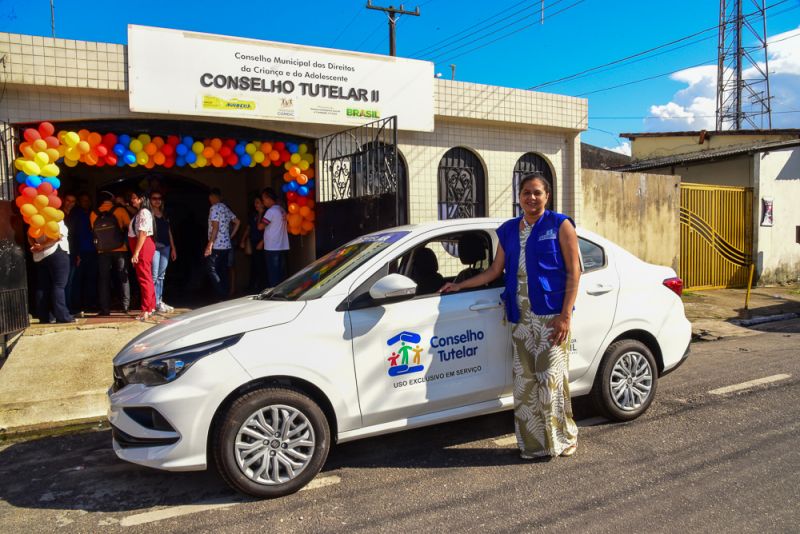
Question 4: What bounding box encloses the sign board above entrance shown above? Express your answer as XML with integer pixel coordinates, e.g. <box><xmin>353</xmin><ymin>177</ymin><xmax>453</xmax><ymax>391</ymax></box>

<box><xmin>128</xmin><ymin>25</ymin><xmax>435</xmax><ymax>132</ymax></box>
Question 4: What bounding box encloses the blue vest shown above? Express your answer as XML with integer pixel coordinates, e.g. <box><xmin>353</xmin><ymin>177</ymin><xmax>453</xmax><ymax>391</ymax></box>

<box><xmin>497</xmin><ymin>210</ymin><xmax>574</xmax><ymax>322</ymax></box>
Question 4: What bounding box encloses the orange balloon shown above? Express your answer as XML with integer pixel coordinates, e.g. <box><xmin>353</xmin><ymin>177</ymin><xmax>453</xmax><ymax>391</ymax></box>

<box><xmin>305</xmin><ymin>168</ymin><xmax>315</xmax><ymax>179</ymax></box>
<box><xmin>287</xmin><ymin>213</ymin><xmax>302</xmax><ymax>227</ymax></box>
<box><xmin>296</xmin><ymin>174</ymin><xmax>308</xmax><ymax>185</ymax></box>
<box><xmin>298</xmin><ymin>206</ymin><xmax>311</xmax><ymax>218</ymax></box>
<box><xmin>283</xmin><ymin>172</ymin><xmax>292</xmax><ymax>183</ymax></box>
<box><xmin>32</xmin><ymin>139</ymin><xmax>48</xmax><ymax>152</ymax></box>
<box><xmin>144</xmin><ymin>142</ymin><xmax>158</xmax><ymax>156</ymax></box>
<box><xmin>28</xmin><ymin>226</ymin><xmax>43</xmax><ymax>238</ymax></box>
<box><xmin>301</xmin><ymin>221</ymin><xmax>314</xmax><ymax>232</ymax></box>
<box><xmin>78</xmin><ymin>129</ymin><xmax>90</xmax><ymax>140</ymax></box>
<box><xmin>210</xmin><ymin>138</ymin><xmax>222</xmax><ymax>151</ymax></box>
<box><xmin>202</xmin><ymin>146</ymin><xmax>215</xmax><ymax>159</ymax></box>
<box><xmin>152</xmin><ymin>136</ymin><xmax>165</xmax><ymax>148</ymax></box>
<box><xmin>211</xmin><ymin>154</ymin><xmax>224</xmax><ymax>167</ymax></box>
<box><xmin>305</xmin><ymin>210</ymin><xmax>315</xmax><ymax>222</ymax></box>
<box><xmin>145</xmin><ymin>159</ymin><xmax>156</xmax><ymax>169</ymax></box>
<box><xmin>84</xmin><ymin>152</ymin><xmax>99</xmax><ymax>166</ymax></box>
<box><xmin>153</xmin><ymin>152</ymin><xmax>166</xmax><ymax>165</ymax></box>
<box><xmin>87</xmin><ymin>132</ymin><xmax>102</xmax><ymax>146</ymax></box>
<box><xmin>260</xmin><ymin>158</ymin><xmax>272</xmax><ymax>167</ymax></box>
<box><xmin>289</xmin><ymin>166</ymin><xmax>301</xmax><ymax>177</ymax></box>
<box><xmin>306</xmin><ymin>199</ymin><xmax>315</xmax><ymax>209</ymax></box>
<box><xmin>288</xmin><ymin>202</ymin><xmax>299</xmax><ymax>214</ymax></box>
<box><xmin>269</xmin><ymin>150</ymin><xmax>280</xmax><ymax>161</ymax></box>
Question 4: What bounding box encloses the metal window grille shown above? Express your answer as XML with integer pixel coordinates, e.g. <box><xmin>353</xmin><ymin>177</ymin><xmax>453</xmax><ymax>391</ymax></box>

<box><xmin>437</xmin><ymin>147</ymin><xmax>486</xmax><ymax>220</ymax></box>
<box><xmin>512</xmin><ymin>152</ymin><xmax>555</xmax><ymax>216</ymax></box>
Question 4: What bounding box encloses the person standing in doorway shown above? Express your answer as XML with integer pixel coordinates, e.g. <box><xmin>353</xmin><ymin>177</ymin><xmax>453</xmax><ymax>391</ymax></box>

<box><xmin>258</xmin><ymin>187</ymin><xmax>289</xmax><ymax>288</ymax></box>
<box><xmin>205</xmin><ymin>188</ymin><xmax>240</xmax><ymax>300</ymax></box>
<box><xmin>29</xmin><ymin>219</ymin><xmax>75</xmax><ymax>324</ymax></box>
<box><xmin>240</xmin><ymin>194</ymin><xmax>267</xmax><ymax>293</ymax></box>
<box><xmin>90</xmin><ymin>191</ymin><xmax>131</xmax><ymax>316</ymax></box>
<box><xmin>73</xmin><ymin>191</ymin><xmax>98</xmax><ymax>313</ymax></box>
<box><xmin>440</xmin><ymin>172</ymin><xmax>581</xmax><ymax>460</ymax></box>
<box><xmin>128</xmin><ymin>191</ymin><xmax>157</xmax><ymax>321</ymax></box>
<box><xmin>149</xmin><ymin>191</ymin><xmax>177</xmax><ymax>313</ymax></box>
<box><xmin>62</xmin><ymin>192</ymin><xmax>79</xmax><ymax>314</ymax></box>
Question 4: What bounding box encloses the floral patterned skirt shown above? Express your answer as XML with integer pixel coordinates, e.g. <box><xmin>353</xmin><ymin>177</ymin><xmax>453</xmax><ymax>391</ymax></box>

<box><xmin>512</xmin><ymin>277</ymin><xmax>578</xmax><ymax>457</ymax></box>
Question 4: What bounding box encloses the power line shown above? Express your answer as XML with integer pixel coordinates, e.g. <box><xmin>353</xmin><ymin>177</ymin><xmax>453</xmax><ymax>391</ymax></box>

<box><xmin>330</xmin><ymin>7</ymin><xmax>365</xmax><ymax>48</ymax></box>
<box><xmin>589</xmin><ymin>109</ymin><xmax>800</xmax><ymax>120</ymax></box>
<box><xmin>429</xmin><ymin>0</ymin><xmax>586</xmax><ymax>65</ymax></box>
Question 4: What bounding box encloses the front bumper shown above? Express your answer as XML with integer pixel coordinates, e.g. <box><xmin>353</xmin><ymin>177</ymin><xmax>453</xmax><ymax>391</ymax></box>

<box><xmin>107</xmin><ymin>349</ymin><xmax>252</xmax><ymax>472</ymax></box>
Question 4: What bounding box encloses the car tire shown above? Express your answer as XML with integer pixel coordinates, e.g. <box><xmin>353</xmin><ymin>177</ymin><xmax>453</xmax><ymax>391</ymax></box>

<box><xmin>591</xmin><ymin>339</ymin><xmax>658</xmax><ymax>422</ymax></box>
<box><xmin>213</xmin><ymin>386</ymin><xmax>330</xmax><ymax>498</ymax></box>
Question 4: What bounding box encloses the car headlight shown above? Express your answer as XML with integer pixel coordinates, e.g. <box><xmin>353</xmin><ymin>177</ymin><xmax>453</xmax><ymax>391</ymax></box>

<box><xmin>117</xmin><ymin>335</ymin><xmax>242</xmax><ymax>387</ymax></box>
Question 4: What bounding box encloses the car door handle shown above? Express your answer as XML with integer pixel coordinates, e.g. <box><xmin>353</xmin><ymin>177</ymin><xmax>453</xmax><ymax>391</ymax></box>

<box><xmin>586</xmin><ymin>283</ymin><xmax>616</xmax><ymax>295</ymax></box>
<box><xmin>469</xmin><ymin>301</ymin><xmax>502</xmax><ymax>311</ymax></box>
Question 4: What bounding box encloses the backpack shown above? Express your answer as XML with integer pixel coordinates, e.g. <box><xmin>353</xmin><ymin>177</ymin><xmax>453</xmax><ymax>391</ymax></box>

<box><xmin>93</xmin><ymin>209</ymin><xmax>126</xmax><ymax>252</ymax></box>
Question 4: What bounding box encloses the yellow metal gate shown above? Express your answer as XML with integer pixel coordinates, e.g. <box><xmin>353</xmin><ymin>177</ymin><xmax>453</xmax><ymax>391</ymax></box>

<box><xmin>680</xmin><ymin>183</ymin><xmax>753</xmax><ymax>290</ymax></box>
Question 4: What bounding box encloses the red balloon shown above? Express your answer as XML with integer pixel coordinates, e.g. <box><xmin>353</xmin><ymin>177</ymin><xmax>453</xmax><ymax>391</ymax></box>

<box><xmin>280</xmin><ymin>150</ymin><xmax>290</xmax><ymax>163</ymax></box>
<box><xmin>226</xmin><ymin>154</ymin><xmax>238</xmax><ymax>166</ymax></box>
<box><xmin>102</xmin><ymin>132</ymin><xmax>118</xmax><ymax>148</ymax></box>
<box><xmin>38</xmin><ymin>122</ymin><xmax>55</xmax><ymax>137</ymax></box>
<box><xmin>166</xmin><ymin>135</ymin><xmax>180</xmax><ymax>146</ymax></box>
<box><xmin>274</xmin><ymin>141</ymin><xmax>285</xmax><ymax>151</ymax></box>
<box><xmin>219</xmin><ymin>146</ymin><xmax>232</xmax><ymax>158</ymax></box>
<box><xmin>44</xmin><ymin>136</ymin><xmax>60</xmax><ymax>149</ymax></box>
<box><xmin>94</xmin><ymin>144</ymin><xmax>108</xmax><ymax>157</ymax></box>
<box><xmin>18</xmin><ymin>184</ymin><xmax>27</xmax><ymax>195</ymax></box>
<box><xmin>23</xmin><ymin>187</ymin><xmax>37</xmax><ymax>200</ymax></box>
<box><xmin>161</xmin><ymin>144</ymin><xmax>174</xmax><ymax>157</ymax></box>
<box><xmin>48</xmin><ymin>195</ymin><xmax>62</xmax><ymax>209</ymax></box>
<box><xmin>24</xmin><ymin>128</ymin><xmax>41</xmax><ymax>143</ymax></box>
<box><xmin>15</xmin><ymin>195</ymin><xmax>27</xmax><ymax>208</ymax></box>
<box><xmin>96</xmin><ymin>158</ymin><xmax>106</xmax><ymax>167</ymax></box>
<box><xmin>38</xmin><ymin>182</ymin><xmax>54</xmax><ymax>195</ymax></box>
<box><xmin>163</xmin><ymin>156</ymin><xmax>175</xmax><ymax>168</ymax></box>
<box><xmin>296</xmin><ymin>196</ymin><xmax>308</xmax><ymax>207</ymax></box>
<box><xmin>224</xmin><ymin>138</ymin><xmax>237</xmax><ymax>148</ymax></box>
<box><xmin>286</xmin><ymin>191</ymin><xmax>297</xmax><ymax>202</ymax></box>
<box><xmin>105</xmin><ymin>154</ymin><xmax>118</xmax><ymax>166</ymax></box>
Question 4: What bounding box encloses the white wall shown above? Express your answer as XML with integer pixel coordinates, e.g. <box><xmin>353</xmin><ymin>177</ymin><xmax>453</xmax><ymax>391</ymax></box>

<box><xmin>756</xmin><ymin>148</ymin><xmax>800</xmax><ymax>283</ymax></box>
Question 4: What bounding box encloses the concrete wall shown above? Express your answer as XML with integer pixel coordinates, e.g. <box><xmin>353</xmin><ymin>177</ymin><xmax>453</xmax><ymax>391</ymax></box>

<box><xmin>628</xmin><ymin>132</ymin><xmax>800</xmax><ymax>160</ymax></box>
<box><xmin>647</xmin><ymin>156</ymin><xmax>752</xmax><ymax>187</ymax></box>
<box><xmin>581</xmin><ymin>169</ymin><xmax>680</xmax><ymax>271</ymax></box>
<box><xmin>755</xmin><ymin>148</ymin><xmax>800</xmax><ymax>284</ymax></box>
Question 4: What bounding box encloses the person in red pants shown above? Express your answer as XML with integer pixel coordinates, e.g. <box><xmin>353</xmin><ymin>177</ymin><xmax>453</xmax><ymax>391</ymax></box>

<box><xmin>127</xmin><ymin>191</ymin><xmax>156</xmax><ymax>321</ymax></box>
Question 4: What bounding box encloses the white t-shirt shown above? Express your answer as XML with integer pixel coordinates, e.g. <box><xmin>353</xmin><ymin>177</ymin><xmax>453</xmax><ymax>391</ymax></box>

<box><xmin>262</xmin><ymin>205</ymin><xmax>289</xmax><ymax>251</ymax></box>
<box><xmin>128</xmin><ymin>208</ymin><xmax>154</xmax><ymax>238</ymax></box>
<box><xmin>33</xmin><ymin>220</ymin><xmax>69</xmax><ymax>262</ymax></box>
<box><xmin>208</xmin><ymin>202</ymin><xmax>237</xmax><ymax>250</ymax></box>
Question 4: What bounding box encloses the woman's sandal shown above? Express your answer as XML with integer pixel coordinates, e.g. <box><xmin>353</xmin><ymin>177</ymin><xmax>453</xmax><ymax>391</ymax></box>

<box><xmin>560</xmin><ymin>445</ymin><xmax>577</xmax><ymax>457</ymax></box>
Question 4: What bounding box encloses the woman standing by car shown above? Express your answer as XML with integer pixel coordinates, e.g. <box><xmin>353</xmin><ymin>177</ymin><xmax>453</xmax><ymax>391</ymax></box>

<box><xmin>128</xmin><ymin>191</ymin><xmax>157</xmax><ymax>321</ymax></box>
<box><xmin>440</xmin><ymin>172</ymin><xmax>581</xmax><ymax>459</ymax></box>
<box><xmin>149</xmin><ymin>192</ymin><xmax>177</xmax><ymax>313</ymax></box>
<box><xmin>240</xmin><ymin>194</ymin><xmax>267</xmax><ymax>293</ymax></box>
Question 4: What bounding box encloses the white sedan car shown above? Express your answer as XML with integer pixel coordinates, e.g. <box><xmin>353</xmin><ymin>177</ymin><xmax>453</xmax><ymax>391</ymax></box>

<box><xmin>108</xmin><ymin>218</ymin><xmax>691</xmax><ymax>497</ymax></box>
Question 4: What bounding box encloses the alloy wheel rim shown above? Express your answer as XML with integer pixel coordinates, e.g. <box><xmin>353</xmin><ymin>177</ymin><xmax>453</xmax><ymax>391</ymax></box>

<box><xmin>609</xmin><ymin>351</ymin><xmax>653</xmax><ymax>411</ymax></box>
<box><xmin>234</xmin><ymin>404</ymin><xmax>315</xmax><ymax>485</ymax></box>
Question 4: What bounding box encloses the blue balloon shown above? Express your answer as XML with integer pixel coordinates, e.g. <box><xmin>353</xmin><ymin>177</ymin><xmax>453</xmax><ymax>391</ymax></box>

<box><xmin>175</xmin><ymin>143</ymin><xmax>188</xmax><ymax>156</ymax></box>
<box><xmin>116</xmin><ymin>157</ymin><xmax>125</xmax><ymax>167</ymax></box>
<box><xmin>123</xmin><ymin>151</ymin><xmax>136</xmax><ymax>165</ymax></box>
<box><xmin>176</xmin><ymin>156</ymin><xmax>186</xmax><ymax>167</ymax></box>
<box><xmin>298</xmin><ymin>185</ymin><xmax>309</xmax><ymax>197</ymax></box>
<box><xmin>233</xmin><ymin>162</ymin><xmax>242</xmax><ymax>170</ymax></box>
<box><xmin>287</xmin><ymin>181</ymin><xmax>298</xmax><ymax>192</ymax></box>
<box><xmin>118</xmin><ymin>134</ymin><xmax>131</xmax><ymax>146</ymax></box>
<box><xmin>240</xmin><ymin>154</ymin><xmax>252</xmax><ymax>166</ymax></box>
<box><xmin>113</xmin><ymin>143</ymin><xmax>126</xmax><ymax>157</ymax></box>
<box><xmin>44</xmin><ymin>177</ymin><xmax>61</xmax><ymax>190</ymax></box>
<box><xmin>185</xmin><ymin>152</ymin><xmax>197</xmax><ymax>164</ymax></box>
<box><xmin>286</xmin><ymin>143</ymin><xmax>298</xmax><ymax>154</ymax></box>
<box><xmin>307</xmin><ymin>179</ymin><xmax>314</xmax><ymax>189</ymax></box>
<box><xmin>234</xmin><ymin>143</ymin><xmax>246</xmax><ymax>155</ymax></box>
<box><xmin>26</xmin><ymin>175</ymin><xmax>42</xmax><ymax>188</ymax></box>
<box><xmin>15</xmin><ymin>171</ymin><xmax>27</xmax><ymax>184</ymax></box>
<box><xmin>182</xmin><ymin>136</ymin><xmax>194</xmax><ymax>147</ymax></box>
<box><xmin>281</xmin><ymin>184</ymin><xmax>290</xmax><ymax>193</ymax></box>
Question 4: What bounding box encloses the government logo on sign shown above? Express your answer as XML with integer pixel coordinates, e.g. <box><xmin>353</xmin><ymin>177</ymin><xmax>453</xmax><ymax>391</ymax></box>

<box><xmin>386</xmin><ymin>331</ymin><xmax>425</xmax><ymax>377</ymax></box>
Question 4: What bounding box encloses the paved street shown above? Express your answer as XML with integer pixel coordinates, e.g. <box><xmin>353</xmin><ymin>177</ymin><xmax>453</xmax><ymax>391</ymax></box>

<box><xmin>0</xmin><ymin>320</ymin><xmax>797</xmax><ymax>533</ymax></box>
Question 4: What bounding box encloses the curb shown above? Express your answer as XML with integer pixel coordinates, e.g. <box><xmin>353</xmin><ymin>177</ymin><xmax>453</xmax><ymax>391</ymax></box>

<box><xmin>732</xmin><ymin>313</ymin><xmax>800</xmax><ymax>327</ymax></box>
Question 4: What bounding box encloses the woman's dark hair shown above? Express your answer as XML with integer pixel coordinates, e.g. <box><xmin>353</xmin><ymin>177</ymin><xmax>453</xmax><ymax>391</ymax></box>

<box><xmin>129</xmin><ymin>190</ymin><xmax>151</xmax><ymax>212</ymax></box>
<box><xmin>519</xmin><ymin>171</ymin><xmax>551</xmax><ymax>195</ymax></box>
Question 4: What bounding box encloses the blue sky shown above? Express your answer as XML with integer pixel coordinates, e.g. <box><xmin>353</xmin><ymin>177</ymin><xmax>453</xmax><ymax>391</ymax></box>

<box><xmin>2</xmin><ymin>0</ymin><xmax>799</xmax><ymax>152</ymax></box>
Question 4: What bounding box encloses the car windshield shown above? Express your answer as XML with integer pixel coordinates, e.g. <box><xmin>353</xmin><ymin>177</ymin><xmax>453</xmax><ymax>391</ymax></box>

<box><xmin>258</xmin><ymin>231</ymin><xmax>409</xmax><ymax>301</ymax></box>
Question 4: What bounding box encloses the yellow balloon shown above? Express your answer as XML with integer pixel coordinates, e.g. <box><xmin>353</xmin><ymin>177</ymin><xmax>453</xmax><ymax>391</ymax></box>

<box><xmin>14</xmin><ymin>158</ymin><xmax>24</xmax><ymax>171</ymax></box>
<box><xmin>77</xmin><ymin>140</ymin><xmax>90</xmax><ymax>154</ymax></box>
<box><xmin>298</xmin><ymin>143</ymin><xmax>308</xmax><ymax>154</ymax></box>
<box><xmin>136</xmin><ymin>152</ymin><xmax>149</xmax><ymax>165</ymax></box>
<box><xmin>34</xmin><ymin>151</ymin><xmax>49</xmax><ymax>168</ymax></box>
<box><xmin>65</xmin><ymin>146</ymin><xmax>81</xmax><ymax>160</ymax></box>
<box><xmin>253</xmin><ymin>151</ymin><xmax>265</xmax><ymax>163</ymax></box>
<box><xmin>129</xmin><ymin>139</ymin><xmax>143</xmax><ymax>153</ymax></box>
<box><xmin>41</xmin><ymin>206</ymin><xmax>58</xmax><ymax>220</ymax></box>
<box><xmin>53</xmin><ymin>209</ymin><xmax>64</xmax><ymax>222</ymax></box>
<box><xmin>20</xmin><ymin>203</ymin><xmax>38</xmax><ymax>217</ymax></box>
<box><xmin>137</xmin><ymin>134</ymin><xmax>151</xmax><ymax>145</ymax></box>
<box><xmin>196</xmin><ymin>154</ymin><xmax>207</xmax><ymax>167</ymax></box>
<box><xmin>46</xmin><ymin>148</ymin><xmax>60</xmax><ymax>163</ymax></box>
<box><xmin>290</xmin><ymin>153</ymin><xmax>301</xmax><ymax>164</ymax></box>
<box><xmin>245</xmin><ymin>143</ymin><xmax>256</xmax><ymax>155</ymax></box>
<box><xmin>45</xmin><ymin>221</ymin><xmax>60</xmax><ymax>239</ymax></box>
<box><xmin>302</xmin><ymin>153</ymin><xmax>314</xmax><ymax>164</ymax></box>
<box><xmin>33</xmin><ymin>139</ymin><xmax>48</xmax><ymax>152</ymax></box>
<box><xmin>298</xmin><ymin>160</ymin><xmax>309</xmax><ymax>171</ymax></box>
<box><xmin>63</xmin><ymin>131</ymin><xmax>80</xmax><ymax>147</ymax></box>
<box><xmin>63</xmin><ymin>157</ymin><xmax>78</xmax><ymax>168</ymax></box>
<box><xmin>34</xmin><ymin>194</ymin><xmax>49</xmax><ymax>209</ymax></box>
<box><xmin>40</xmin><ymin>163</ymin><xmax>60</xmax><ymax>177</ymax></box>
<box><xmin>192</xmin><ymin>141</ymin><xmax>204</xmax><ymax>154</ymax></box>
<box><xmin>30</xmin><ymin>214</ymin><xmax>45</xmax><ymax>228</ymax></box>
<box><xmin>22</xmin><ymin>160</ymin><xmax>41</xmax><ymax>176</ymax></box>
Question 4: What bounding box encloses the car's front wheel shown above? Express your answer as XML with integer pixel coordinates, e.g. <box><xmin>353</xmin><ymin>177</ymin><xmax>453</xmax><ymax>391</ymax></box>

<box><xmin>213</xmin><ymin>386</ymin><xmax>330</xmax><ymax>498</ymax></box>
<box><xmin>591</xmin><ymin>339</ymin><xmax>658</xmax><ymax>422</ymax></box>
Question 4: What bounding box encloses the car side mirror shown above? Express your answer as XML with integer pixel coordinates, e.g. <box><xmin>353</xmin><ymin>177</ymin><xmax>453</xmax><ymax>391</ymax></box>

<box><xmin>369</xmin><ymin>274</ymin><xmax>417</xmax><ymax>302</ymax></box>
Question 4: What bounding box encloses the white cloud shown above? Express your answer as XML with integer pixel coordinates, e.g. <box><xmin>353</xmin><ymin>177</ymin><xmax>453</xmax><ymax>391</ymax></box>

<box><xmin>643</xmin><ymin>25</ymin><xmax>800</xmax><ymax>131</ymax></box>
<box><xmin>602</xmin><ymin>140</ymin><xmax>631</xmax><ymax>156</ymax></box>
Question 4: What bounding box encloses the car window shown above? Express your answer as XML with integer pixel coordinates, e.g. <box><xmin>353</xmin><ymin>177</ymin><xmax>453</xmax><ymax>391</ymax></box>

<box><xmin>579</xmin><ymin>237</ymin><xmax>605</xmax><ymax>272</ymax></box>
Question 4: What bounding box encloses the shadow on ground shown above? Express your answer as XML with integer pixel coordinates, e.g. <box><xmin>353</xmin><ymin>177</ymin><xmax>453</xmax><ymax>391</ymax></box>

<box><xmin>0</xmin><ymin>399</ymin><xmax>600</xmax><ymax>513</ymax></box>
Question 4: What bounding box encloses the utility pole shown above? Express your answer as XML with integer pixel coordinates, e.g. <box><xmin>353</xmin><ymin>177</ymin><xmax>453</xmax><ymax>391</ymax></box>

<box><xmin>366</xmin><ymin>1</ymin><xmax>420</xmax><ymax>56</ymax></box>
<box><xmin>50</xmin><ymin>0</ymin><xmax>56</xmax><ymax>38</ymax></box>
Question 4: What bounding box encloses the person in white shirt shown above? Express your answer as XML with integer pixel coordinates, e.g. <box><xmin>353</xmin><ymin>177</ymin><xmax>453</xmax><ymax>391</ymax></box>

<box><xmin>205</xmin><ymin>188</ymin><xmax>240</xmax><ymax>299</ymax></box>
<box><xmin>29</xmin><ymin>219</ymin><xmax>75</xmax><ymax>323</ymax></box>
<box><xmin>257</xmin><ymin>187</ymin><xmax>289</xmax><ymax>287</ymax></box>
<box><xmin>128</xmin><ymin>191</ymin><xmax>157</xmax><ymax>321</ymax></box>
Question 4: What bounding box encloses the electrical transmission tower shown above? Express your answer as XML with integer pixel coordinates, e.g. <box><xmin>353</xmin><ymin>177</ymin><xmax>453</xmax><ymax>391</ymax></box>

<box><xmin>716</xmin><ymin>0</ymin><xmax>772</xmax><ymax>130</ymax></box>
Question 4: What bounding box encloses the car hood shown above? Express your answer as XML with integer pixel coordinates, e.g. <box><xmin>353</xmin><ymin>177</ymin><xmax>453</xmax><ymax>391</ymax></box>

<box><xmin>113</xmin><ymin>296</ymin><xmax>306</xmax><ymax>365</ymax></box>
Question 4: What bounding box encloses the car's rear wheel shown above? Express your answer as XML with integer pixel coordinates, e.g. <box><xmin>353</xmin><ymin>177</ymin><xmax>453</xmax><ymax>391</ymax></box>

<box><xmin>213</xmin><ymin>386</ymin><xmax>330</xmax><ymax>498</ymax></box>
<box><xmin>591</xmin><ymin>339</ymin><xmax>658</xmax><ymax>422</ymax></box>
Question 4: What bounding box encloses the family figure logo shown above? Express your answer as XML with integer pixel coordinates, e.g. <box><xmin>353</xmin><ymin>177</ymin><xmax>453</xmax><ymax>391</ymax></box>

<box><xmin>386</xmin><ymin>331</ymin><xmax>425</xmax><ymax>377</ymax></box>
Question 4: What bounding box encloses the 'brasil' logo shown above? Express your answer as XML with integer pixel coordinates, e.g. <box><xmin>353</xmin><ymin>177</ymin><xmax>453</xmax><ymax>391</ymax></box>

<box><xmin>386</xmin><ymin>331</ymin><xmax>425</xmax><ymax>377</ymax></box>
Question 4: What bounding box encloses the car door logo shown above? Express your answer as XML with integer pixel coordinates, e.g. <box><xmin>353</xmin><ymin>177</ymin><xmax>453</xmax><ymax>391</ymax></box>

<box><xmin>386</xmin><ymin>331</ymin><xmax>425</xmax><ymax>377</ymax></box>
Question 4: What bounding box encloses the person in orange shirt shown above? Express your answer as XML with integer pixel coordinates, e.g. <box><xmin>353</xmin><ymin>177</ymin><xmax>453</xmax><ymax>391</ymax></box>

<box><xmin>90</xmin><ymin>191</ymin><xmax>132</xmax><ymax>316</ymax></box>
